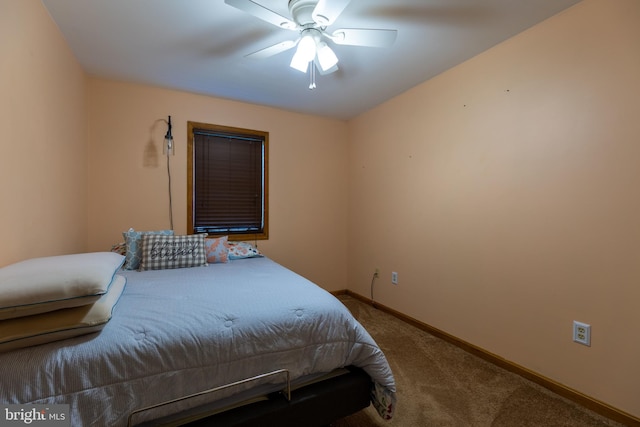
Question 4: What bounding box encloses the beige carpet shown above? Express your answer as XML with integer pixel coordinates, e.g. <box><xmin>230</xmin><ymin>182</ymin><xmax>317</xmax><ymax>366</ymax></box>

<box><xmin>333</xmin><ymin>295</ymin><xmax>627</xmax><ymax>427</ymax></box>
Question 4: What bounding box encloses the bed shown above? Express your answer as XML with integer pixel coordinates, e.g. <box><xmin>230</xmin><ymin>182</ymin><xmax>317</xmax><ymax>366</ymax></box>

<box><xmin>0</xmin><ymin>252</ymin><xmax>396</xmax><ymax>426</ymax></box>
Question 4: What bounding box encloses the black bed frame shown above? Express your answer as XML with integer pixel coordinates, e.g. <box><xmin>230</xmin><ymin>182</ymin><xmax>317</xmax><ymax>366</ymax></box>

<box><xmin>136</xmin><ymin>367</ymin><xmax>372</xmax><ymax>427</ymax></box>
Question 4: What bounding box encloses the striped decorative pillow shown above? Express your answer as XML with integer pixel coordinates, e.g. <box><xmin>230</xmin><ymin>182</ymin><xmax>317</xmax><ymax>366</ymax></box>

<box><xmin>139</xmin><ymin>234</ymin><xmax>207</xmax><ymax>271</ymax></box>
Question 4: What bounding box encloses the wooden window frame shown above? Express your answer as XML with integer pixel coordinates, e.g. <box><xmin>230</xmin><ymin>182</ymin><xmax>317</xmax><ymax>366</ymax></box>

<box><xmin>187</xmin><ymin>121</ymin><xmax>268</xmax><ymax>241</ymax></box>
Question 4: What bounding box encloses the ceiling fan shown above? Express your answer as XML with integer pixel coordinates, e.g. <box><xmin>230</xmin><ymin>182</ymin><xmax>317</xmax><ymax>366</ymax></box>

<box><xmin>224</xmin><ymin>0</ymin><xmax>398</xmax><ymax>86</ymax></box>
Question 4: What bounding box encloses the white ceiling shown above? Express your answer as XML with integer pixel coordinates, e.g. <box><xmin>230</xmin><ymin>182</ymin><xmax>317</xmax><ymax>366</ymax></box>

<box><xmin>41</xmin><ymin>0</ymin><xmax>581</xmax><ymax>120</ymax></box>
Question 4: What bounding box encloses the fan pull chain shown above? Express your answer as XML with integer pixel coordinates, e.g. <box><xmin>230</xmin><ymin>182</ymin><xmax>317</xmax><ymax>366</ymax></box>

<box><xmin>309</xmin><ymin>61</ymin><xmax>317</xmax><ymax>90</ymax></box>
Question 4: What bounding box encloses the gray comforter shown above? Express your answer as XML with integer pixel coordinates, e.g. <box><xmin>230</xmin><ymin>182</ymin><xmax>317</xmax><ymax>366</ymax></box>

<box><xmin>0</xmin><ymin>257</ymin><xmax>396</xmax><ymax>425</ymax></box>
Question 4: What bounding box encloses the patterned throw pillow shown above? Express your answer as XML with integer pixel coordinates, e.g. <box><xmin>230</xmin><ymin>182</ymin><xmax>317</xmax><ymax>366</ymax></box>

<box><xmin>122</xmin><ymin>228</ymin><xmax>174</xmax><ymax>270</ymax></box>
<box><xmin>204</xmin><ymin>236</ymin><xmax>230</xmax><ymax>263</ymax></box>
<box><xmin>139</xmin><ymin>234</ymin><xmax>207</xmax><ymax>271</ymax></box>
<box><xmin>228</xmin><ymin>242</ymin><xmax>263</xmax><ymax>259</ymax></box>
<box><xmin>110</xmin><ymin>242</ymin><xmax>126</xmax><ymax>256</ymax></box>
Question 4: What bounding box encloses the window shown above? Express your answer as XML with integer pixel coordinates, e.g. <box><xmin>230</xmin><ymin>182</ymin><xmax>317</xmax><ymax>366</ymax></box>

<box><xmin>187</xmin><ymin>122</ymin><xmax>268</xmax><ymax>240</ymax></box>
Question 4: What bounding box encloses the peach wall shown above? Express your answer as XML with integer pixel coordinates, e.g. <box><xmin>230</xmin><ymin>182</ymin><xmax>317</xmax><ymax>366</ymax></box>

<box><xmin>0</xmin><ymin>0</ymin><xmax>87</xmax><ymax>266</ymax></box>
<box><xmin>348</xmin><ymin>0</ymin><xmax>640</xmax><ymax>418</ymax></box>
<box><xmin>7</xmin><ymin>0</ymin><xmax>638</xmax><ymax>418</ymax></box>
<box><xmin>87</xmin><ymin>79</ymin><xmax>349</xmax><ymax>291</ymax></box>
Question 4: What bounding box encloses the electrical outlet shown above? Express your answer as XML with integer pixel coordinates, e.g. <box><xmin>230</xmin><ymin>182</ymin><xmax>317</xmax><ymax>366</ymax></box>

<box><xmin>573</xmin><ymin>321</ymin><xmax>591</xmax><ymax>346</ymax></box>
<box><xmin>391</xmin><ymin>272</ymin><xmax>398</xmax><ymax>285</ymax></box>
<box><xmin>374</xmin><ymin>268</ymin><xmax>380</xmax><ymax>278</ymax></box>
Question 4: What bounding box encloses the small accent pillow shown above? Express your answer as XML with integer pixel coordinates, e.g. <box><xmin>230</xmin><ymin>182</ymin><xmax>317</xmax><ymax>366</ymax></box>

<box><xmin>122</xmin><ymin>228</ymin><xmax>174</xmax><ymax>270</ymax></box>
<box><xmin>0</xmin><ymin>252</ymin><xmax>125</xmax><ymax>320</ymax></box>
<box><xmin>228</xmin><ymin>242</ymin><xmax>263</xmax><ymax>259</ymax></box>
<box><xmin>0</xmin><ymin>275</ymin><xmax>126</xmax><ymax>353</ymax></box>
<box><xmin>139</xmin><ymin>234</ymin><xmax>207</xmax><ymax>271</ymax></box>
<box><xmin>110</xmin><ymin>242</ymin><xmax>126</xmax><ymax>256</ymax></box>
<box><xmin>204</xmin><ymin>236</ymin><xmax>230</xmax><ymax>263</ymax></box>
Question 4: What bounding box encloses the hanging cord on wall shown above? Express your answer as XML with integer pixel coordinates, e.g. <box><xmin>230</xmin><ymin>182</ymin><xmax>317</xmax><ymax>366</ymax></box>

<box><xmin>164</xmin><ymin>115</ymin><xmax>175</xmax><ymax>231</ymax></box>
<box><xmin>167</xmin><ymin>153</ymin><xmax>174</xmax><ymax>230</ymax></box>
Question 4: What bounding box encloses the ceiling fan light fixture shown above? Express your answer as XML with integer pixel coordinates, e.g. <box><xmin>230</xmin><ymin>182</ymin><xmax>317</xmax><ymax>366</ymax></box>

<box><xmin>289</xmin><ymin>31</ymin><xmax>317</xmax><ymax>73</ymax></box>
<box><xmin>290</xmin><ymin>51</ymin><xmax>310</xmax><ymax>72</ymax></box>
<box><xmin>298</xmin><ymin>31</ymin><xmax>317</xmax><ymax>60</ymax></box>
<box><xmin>316</xmin><ymin>42</ymin><xmax>338</xmax><ymax>71</ymax></box>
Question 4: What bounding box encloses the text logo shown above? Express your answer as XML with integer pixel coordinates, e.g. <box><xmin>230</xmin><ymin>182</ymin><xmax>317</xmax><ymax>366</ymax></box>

<box><xmin>0</xmin><ymin>405</ymin><xmax>69</xmax><ymax>427</ymax></box>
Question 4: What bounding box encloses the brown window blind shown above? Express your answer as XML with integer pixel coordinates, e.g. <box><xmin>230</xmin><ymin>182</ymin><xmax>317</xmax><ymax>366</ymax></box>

<box><xmin>191</xmin><ymin>128</ymin><xmax>265</xmax><ymax>235</ymax></box>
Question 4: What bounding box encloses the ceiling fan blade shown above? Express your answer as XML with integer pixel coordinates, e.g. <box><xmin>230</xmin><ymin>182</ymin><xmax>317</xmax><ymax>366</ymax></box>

<box><xmin>224</xmin><ymin>0</ymin><xmax>297</xmax><ymax>30</ymax></box>
<box><xmin>312</xmin><ymin>0</ymin><xmax>351</xmax><ymax>26</ymax></box>
<box><xmin>246</xmin><ymin>40</ymin><xmax>298</xmax><ymax>59</ymax></box>
<box><xmin>331</xmin><ymin>28</ymin><xmax>397</xmax><ymax>47</ymax></box>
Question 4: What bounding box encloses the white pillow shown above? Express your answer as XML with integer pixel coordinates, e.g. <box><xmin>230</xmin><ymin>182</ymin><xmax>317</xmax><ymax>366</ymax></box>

<box><xmin>0</xmin><ymin>275</ymin><xmax>126</xmax><ymax>353</ymax></box>
<box><xmin>0</xmin><ymin>252</ymin><xmax>125</xmax><ymax>320</ymax></box>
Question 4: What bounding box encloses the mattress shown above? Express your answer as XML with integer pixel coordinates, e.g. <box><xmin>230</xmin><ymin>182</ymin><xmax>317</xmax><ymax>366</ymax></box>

<box><xmin>0</xmin><ymin>257</ymin><xmax>396</xmax><ymax>426</ymax></box>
